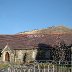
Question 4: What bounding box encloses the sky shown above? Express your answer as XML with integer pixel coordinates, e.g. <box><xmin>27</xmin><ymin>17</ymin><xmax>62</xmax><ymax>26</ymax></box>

<box><xmin>0</xmin><ymin>0</ymin><xmax>72</xmax><ymax>34</ymax></box>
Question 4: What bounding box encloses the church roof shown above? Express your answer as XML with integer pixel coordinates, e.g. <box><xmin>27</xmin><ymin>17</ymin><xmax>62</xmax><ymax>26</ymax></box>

<box><xmin>0</xmin><ymin>33</ymin><xmax>72</xmax><ymax>49</ymax></box>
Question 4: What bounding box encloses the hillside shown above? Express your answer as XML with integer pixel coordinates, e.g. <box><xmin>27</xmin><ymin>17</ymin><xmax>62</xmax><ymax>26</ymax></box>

<box><xmin>19</xmin><ymin>26</ymin><xmax>72</xmax><ymax>34</ymax></box>
<box><xmin>0</xmin><ymin>26</ymin><xmax>72</xmax><ymax>49</ymax></box>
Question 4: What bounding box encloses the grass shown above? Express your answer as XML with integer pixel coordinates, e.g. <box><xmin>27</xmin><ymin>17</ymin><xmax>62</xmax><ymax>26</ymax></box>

<box><xmin>0</xmin><ymin>63</ymin><xmax>9</xmax><ymax>69</ymax></box>
<box><xmin>0</xmin><ymin>62</ymin><xmax>71</xmax><ymax>72</ymax></box>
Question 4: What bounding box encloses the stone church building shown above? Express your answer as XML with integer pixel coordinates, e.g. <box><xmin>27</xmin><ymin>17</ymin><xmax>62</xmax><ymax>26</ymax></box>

<box><xmin>1</xmin><ymin>44</ymin><xmax>37</xmax><ymax>63</ymax></box>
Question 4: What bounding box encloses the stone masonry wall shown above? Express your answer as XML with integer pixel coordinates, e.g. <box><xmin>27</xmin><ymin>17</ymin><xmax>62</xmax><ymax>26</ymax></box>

<box><xmin>15</xmin><ymin>49</ymin><xmax>37</xmax><ymax>63</ymax></box>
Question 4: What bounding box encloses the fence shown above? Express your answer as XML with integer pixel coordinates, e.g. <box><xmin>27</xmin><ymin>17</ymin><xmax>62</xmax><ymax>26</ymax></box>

<box><xmin>0</xmin><ymin>60</ymin><xmax>71</xmax><ymax>72</ymax></box>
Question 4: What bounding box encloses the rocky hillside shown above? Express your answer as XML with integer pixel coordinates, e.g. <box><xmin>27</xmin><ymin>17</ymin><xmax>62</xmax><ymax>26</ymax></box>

<box><xmin>19</xmin><ymin>26</ymin><xmax>72</xmax><ymax>34</ymax></box>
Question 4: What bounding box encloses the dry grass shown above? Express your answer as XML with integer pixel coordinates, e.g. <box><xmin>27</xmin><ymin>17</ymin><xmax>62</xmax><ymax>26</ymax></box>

<box><xmin>0</xmin><ymin>63</ymin><xmax>9</xmax><ymax>69</ymax></box>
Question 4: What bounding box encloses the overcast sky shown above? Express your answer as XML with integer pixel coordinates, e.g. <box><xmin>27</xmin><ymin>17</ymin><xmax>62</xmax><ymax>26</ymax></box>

<box><xmin>0</xmin><ymin>0</ymin><xmax>72</xmax><ymax>34</ymax></box>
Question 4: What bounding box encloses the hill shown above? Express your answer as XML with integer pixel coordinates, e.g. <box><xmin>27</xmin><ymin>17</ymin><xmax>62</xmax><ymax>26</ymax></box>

<box><xmin>0</xmin><ymin>26</ymin><xmax>72</xmax><ymax>49</ymax></box>
<box><xmin>19</xmin><ymin>26</ymin><xmax>72</xmax><ymax>34</ymax></box>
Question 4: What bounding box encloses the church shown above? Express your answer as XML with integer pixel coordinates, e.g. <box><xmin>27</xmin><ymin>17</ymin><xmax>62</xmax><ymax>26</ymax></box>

<box><xmin>0</xmin><ymin>26</ymin><xmax>72</xmax><ymax>64</ymax></box>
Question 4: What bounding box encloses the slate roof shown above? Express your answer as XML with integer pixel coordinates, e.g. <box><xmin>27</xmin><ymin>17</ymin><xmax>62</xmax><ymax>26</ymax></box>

<box><xmin>0</xmin><ymin>33</ymin><xmax>72</xmax><ymax>49</ymax></box>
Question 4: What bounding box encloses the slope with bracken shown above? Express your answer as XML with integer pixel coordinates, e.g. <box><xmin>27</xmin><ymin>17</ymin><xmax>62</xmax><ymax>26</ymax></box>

<box><xmin>0</xmin><ymin>26</ymin><xmax>72</xmax><ymax>49</ymax></box>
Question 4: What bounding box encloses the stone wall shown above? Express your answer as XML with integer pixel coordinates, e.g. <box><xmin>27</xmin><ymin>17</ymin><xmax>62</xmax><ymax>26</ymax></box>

<box><xmin>15</xmin><ymin>49</ymin><xmax>37</xmax><ymax>63</ymax></box>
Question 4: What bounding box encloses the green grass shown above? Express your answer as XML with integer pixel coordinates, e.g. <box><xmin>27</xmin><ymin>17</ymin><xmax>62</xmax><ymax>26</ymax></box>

<box><xmin>0</xmin><ymin>63</ymin><xmax>9</xmax><ymax>69</ymax></box>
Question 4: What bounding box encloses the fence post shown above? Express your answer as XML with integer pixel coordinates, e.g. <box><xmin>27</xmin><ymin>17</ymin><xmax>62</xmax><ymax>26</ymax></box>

<box><xmin>8</xmin><ymin>67</ymin><xmax>11</xmax><ymax>72</ymax></box>
<box><xmin>34</xmin><ymin>64</ymin><xmax>35</xmax><ymax>72</ymax></box>
<box><xmin>44</xmin><ymin>64</ymin><xmax>45</xmax><ymax>72</ymax></box>
<box><xmin>38</xmin><ymin>64</ymin><xmax>40</xmax><ymax>72</ymax></box>
<box><xmin>48</xmin><ymin>65</ymin><xmax>49</xmax><ymax>72</ymax></box>
<box><xmin>53</xmin><ymin>65</ymin><xmax>54</xmax><ymax>72</ymax></box>
<box><xmin>28</xmin><ymin>69</ymin><xmax>30</xmax><ymax>72</ymax></box>
<box><xmin>23</xmin><ymin>69</ymin><xmax>26</xmax><ymax>72</ymax></box>
<box><xmin>13</xmin><ymin>68</ymin><xmax>16</xmax><ymax>72</ymax></box>
<box><xmin>19</xmin><ymin>69</ymin><xmax>22</xmax><ymax>72</ymax></box>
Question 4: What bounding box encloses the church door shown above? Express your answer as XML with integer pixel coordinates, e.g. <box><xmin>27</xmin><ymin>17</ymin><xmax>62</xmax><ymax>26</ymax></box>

<box><xmin>5</xmin><ymin>52</ymin><xmax>10</xmax><ymax>61</ymax></box>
